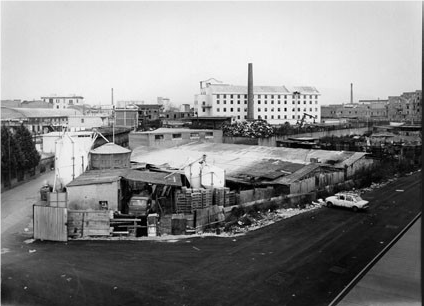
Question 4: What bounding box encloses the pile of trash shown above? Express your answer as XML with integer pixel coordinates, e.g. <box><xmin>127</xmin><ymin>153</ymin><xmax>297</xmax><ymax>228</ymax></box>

<box><xmin>222</xmin><ymin>120</ymin><xmax>275</xmax><ymax>138</ymax></box>
<box><xmin>358</xmin><ymin>176</ymin><xmax>399</xmax><ymax>194</ymax></box>
<box><xmin>221</xmin><ymin>201</ymin><xmax>324</xmax><ymax>236</ymax></box>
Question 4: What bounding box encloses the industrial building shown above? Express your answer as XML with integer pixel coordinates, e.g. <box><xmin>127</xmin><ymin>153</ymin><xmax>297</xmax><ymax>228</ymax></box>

<box><xmin>194</xmin><ymin>64</ymin><xmax>321</xmax><ymax>125</ymax></box>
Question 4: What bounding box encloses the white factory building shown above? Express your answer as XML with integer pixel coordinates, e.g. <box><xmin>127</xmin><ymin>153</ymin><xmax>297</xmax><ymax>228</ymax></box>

<box><xmin>194</xmin><ymin>81</ymin><xmax>321</xmax><ymax>125</ymax></box>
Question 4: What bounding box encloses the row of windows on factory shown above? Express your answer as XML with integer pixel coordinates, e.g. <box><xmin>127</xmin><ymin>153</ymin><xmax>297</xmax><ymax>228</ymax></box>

<box><xmin>228</xmin><ymin>114</ymin><xmax>311</xmax><ymax>120</ymax></box>
<box><xmin>215</xmin><ymin>94</ymin><xmax>318</xmax><ymax>99</ymax></box>
<box><xmin>213</xmin><ymin>107</ymin><xmax>318</xmax><ymax>113</ymax></box>
<box><xmin>213</xmin><ymin>100</ymin><xmax>319</xmax><ymax>105</ymax></box>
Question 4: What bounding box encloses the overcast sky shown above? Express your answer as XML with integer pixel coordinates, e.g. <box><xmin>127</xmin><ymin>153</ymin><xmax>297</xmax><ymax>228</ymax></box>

<box><xmin>1</xmin><ymin>1</ymin><xmax>421</xmax><ymax>106</ymax></box>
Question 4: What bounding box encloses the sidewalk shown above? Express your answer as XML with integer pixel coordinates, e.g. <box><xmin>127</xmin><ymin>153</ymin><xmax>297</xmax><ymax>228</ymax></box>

<box><xmin>337</xmin><ymin>217</ymin><xmax>421</xmax><ymax>306</ymax></box>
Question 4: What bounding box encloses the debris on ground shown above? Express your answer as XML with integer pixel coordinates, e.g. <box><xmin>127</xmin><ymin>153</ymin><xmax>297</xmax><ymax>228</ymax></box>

<box><xmin>28</xmin><ymin>249</ymin><xmax>36</xmax><ymax>253</ymax></box>
<box><xmin>24</xmin><ymin>239</ymin><xmax>35</xmax><ymax>244</ymax></box>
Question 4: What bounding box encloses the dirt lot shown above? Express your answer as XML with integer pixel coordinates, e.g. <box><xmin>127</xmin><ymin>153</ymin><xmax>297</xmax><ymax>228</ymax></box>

<box><xmin>1</xmin><ymin>171</ymin><xmax>421</xmax><ymax>306</ymax></box>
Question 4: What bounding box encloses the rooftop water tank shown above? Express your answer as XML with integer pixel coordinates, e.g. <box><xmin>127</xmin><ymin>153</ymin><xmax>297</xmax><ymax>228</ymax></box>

<box><xmin>89</xmin><ymin>143</ymin><xmax>131</xmax><ymax>170</ymax></box>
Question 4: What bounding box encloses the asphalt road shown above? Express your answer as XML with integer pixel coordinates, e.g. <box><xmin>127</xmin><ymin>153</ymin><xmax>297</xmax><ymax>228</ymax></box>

<box><xmin>1</xmin><ymin>171</ymin><xmax>421</xmax><ymax>306</ymax></box>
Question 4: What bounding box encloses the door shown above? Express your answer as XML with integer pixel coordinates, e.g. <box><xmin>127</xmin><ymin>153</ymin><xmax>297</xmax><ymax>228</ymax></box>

<box><xmin>33</xmin><ymin>205</ymin><xmax>68</xmax><ymax>242</ymax></box>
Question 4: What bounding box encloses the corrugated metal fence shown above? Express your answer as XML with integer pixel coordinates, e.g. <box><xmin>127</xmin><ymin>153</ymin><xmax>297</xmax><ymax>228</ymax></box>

<box><xmin>33</xmin><ymin>205</ymin><xmax>68</xmax><ymax>242</ymax></box>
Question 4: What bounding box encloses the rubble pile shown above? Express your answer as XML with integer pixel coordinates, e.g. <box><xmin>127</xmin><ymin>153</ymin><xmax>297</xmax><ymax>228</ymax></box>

<box><xmin>357</xmin><ymin>176</ymin><xmax>399</xmax><ymax>194</ymax></box>
<box><xmin>222</xmin><ymin>120</ymin><xmax>275</xmax><ymax>138</ymax></box>
<box><xmin>222</xmin><ymin>203</ymin><xmax>323</xmax><ymax>235</ymax></box>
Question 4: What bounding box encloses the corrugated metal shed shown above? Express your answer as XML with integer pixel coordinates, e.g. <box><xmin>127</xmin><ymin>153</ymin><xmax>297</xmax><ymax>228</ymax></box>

<box><xmin>1</xmin><ymin>107</ymin><xmax>82</xmax><ymax>118</ymax></box>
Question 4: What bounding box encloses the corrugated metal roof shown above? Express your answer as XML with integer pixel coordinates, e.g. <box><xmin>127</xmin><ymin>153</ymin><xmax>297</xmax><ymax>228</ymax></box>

<box><xmin>131</xmin><ymin>142</ymin><xmax>355</xmax><ymax>179</ymax></box>
<box><xmin>90</xmin><ymin>143</ymin><xmax>131</xmax><ymax>154</ymax></box>
<box><xmin>67</xmin><ymin>169</ymin><xmax>128</xmax><ymax>187</ymax></box>
<box><xmin>335</xmin><ymin>152</ymin><xmax>368</xmax><ymax>168</ymax></box>
<box><xmin>67</xmin><ymin>169</ymin><xmax>182</xmax><ymax>187</ymax></box>
<box><xmin>275</xmin><ymin>163</ymin><xmax>322</xmax><ymax>184</ymax></box>
<box><xmin>230</xmin><ymin>159</ymin><xmax>304</xmax><ymax>180</ymax></box>
<box><xmin>124</xmin><ymin>170</ymin><xmax>182</xmax><ymax>186</ymax></box>
<box><xmin>1</xmin><ymin>107</ymin><xmax>82</xmax><ymax>118</ymax></box>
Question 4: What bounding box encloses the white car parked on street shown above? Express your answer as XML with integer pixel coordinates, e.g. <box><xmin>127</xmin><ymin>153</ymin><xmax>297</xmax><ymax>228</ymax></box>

<box><xmin>325</xmin><ymin>192</ymin><xmax>369</xmax><ymax>212</ymax></box>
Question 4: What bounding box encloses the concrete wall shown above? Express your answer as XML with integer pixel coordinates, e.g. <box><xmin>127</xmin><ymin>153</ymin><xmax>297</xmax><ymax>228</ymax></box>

<box><xmin>129</xmin><ymin>129</ymin><xmax>223</xmax><ymax>149</ymax></box>
<box><xmin>67</xmin><ymin>181</ymin><xmax>119</xmax><ymax>211</ymax></box>
<box><xmin>259</xmin><ymin>127</ymin><xmax>371</xmax><ymax>147</ymax></box>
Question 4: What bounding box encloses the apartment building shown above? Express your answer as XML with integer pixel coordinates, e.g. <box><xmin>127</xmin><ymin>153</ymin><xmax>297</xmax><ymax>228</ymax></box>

<box><xmin>41</xmin><ymin>95</ymin><xmax>84</xmax><ymax>109</ymax></box>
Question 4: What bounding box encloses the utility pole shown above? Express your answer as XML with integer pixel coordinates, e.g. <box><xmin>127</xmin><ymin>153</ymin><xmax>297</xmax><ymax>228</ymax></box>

<box><xmin>111</xmin><ymin>88</ymin><xmax>115</xmax><ymax>143</ymax></box>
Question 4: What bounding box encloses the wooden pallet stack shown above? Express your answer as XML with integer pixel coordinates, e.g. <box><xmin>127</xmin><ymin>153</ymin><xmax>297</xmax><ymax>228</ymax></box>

<box><xmin>176</xmin><ymin>187</ymin><xmax>192</xmax><ymax>214</ymax></box>
<box><xmin>213</xmin><ymin>187</ymin><xmax>230</xmax><ymax>206</ymax></box>
<box><xmin>190</xmin><ymin>189</ymin><xmax>203</xmax><ymax>211</ymax></box>
<box><xmin>201</xmin><ymin>188</ymin><xmax>213</xmax><ymax>208</ymax></box>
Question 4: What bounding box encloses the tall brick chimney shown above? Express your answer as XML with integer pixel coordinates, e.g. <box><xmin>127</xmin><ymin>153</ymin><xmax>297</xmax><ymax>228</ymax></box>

<box><xmin>350</xmin><ymin>83</ymin><xmax>353</xmax><ymax>104</ymax></box>
<box><xmin>247</xmin><ymin>63</ymin><xmax>254</xmax><ymax>120</ymax></box>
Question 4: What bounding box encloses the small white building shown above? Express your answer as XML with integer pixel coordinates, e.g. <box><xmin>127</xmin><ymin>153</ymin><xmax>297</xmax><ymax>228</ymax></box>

<box><xmin>42</xmin><ymin>95</ymin><xmax>84</xmax><ymax>109</ymax></box>
<box><xmin>67</xmin><ymin>115</ymin><xmax>108</xmax><ymax>131</ymax></box>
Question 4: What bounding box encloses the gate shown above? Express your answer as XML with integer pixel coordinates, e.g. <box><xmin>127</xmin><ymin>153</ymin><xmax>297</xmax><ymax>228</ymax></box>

<box><xmin>33</xmin><ymin>205</ymin><xmax>68</xmax><ymax>242</ymax></box>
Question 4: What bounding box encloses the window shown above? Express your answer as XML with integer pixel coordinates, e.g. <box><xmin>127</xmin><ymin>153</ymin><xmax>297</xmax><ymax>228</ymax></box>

<box><xmin>56</xmin><ymin>105</ymin><xmax>59</xmax><ymax>109</ymax></box>
<box><xmin>244</xmin><ymin>115</ymin><xmax>247</xmax><ymax>119</ymax></box>
<box><xmin>310</xmin><ymin>101</ymin><xmax>312</xmax><ymax>104</ymax></box>
<box><xmin>202</xmin><ymin>101</ymin><xmax>206</xmax><ymax>105</ymax></box>
<box><xmin>271</xmin><ymin>95</ymin><xmax>274</xmax><ymax>99</ymax></box>
<box><xmin>190</xmin><ymin>133</ymin><xmax>200</xmax><ymax>139</ymax></box>
<box><xmin>264</xmin><ymin>101</ymin><xmax>267</xmax><ymax>104</ymax></box>
<box><xmin>264</xmin><ymin>108</ymin><xmax>268</xmax><ymax>112</ymax></box>
<box><xmin>271</xmin><ymin>115</ymin><xmax>274</xmax><ymax>119</ymax></box>
<box><xmin>278</xmin><ymin>115</ymin><xmax>280</xmax><ymax>119</ymax></box>
<box><xmin>298</xmin><ymin>108</ymin><xmax>300</xmax><ymax>112</ymax></box>
<box><xmin>265</xmin><ymin>95</ymin><xmax>268</xmax><ymax>99</ymax></box>
<box><xmin>244</xmin><ymin>95</ymin><xmax>247</xmax><ymax>99</ymax></box>
<box><xmin>310</xmin><ymin>108</ymin><xmax>312</xmax><ymax>112</ymax></box>
<box><xmin>224</xmin><ymin>94</ymin><xmax>227</xmax><ymax>98</ymax></box>
<box><xmin>277</xmin><ymin>108</ymin><xmax>280</xmax><ymax>112</ymax></box>
<box><xmin>205</xmin><ymin>132</ymin><xmax>213</xmax><ymax>139</ymax></box>
<box><xmin>172</xmin><ymin>133</ymin><xmax>182</xmax><ymax>139</ymax></box>
<box><xmin>244</xmin><ymin>108</ymin><xmax>247</xmax><ymax>112</ymax></box>
<box><xmin>258</xmin><ymin>108</ymin><xmax>261</xmax><ymax>112</ymax></box>
<box><xmin>237</xmin><ymin>95</ymin><xmax>240</xmax><ymax>99</ymax></box>
<box><xmin>230</xmin><ymin>100</ymin><xmax>233</xmax><ymax>104</ymax></box>
<box><xmin>217</xmin><ymin>100</ymin><xmax>220</xmax><ymax>104</ymax></box>
<box><xmin>284</xmin><ymin>115</ymin><xmax>287</xmax><ymax>119</ymax></box>
<box><xmin>81</xmin><ymin>118</ymin><xmax>84</xmax><ymax>123</ymax></box>
<box><xmin>244</xmin><ymin>101</ymin><xmax>247</xmax><ymax>104</ymax></box>
<box><xmin>292</xmin><ymin>101</ymin><xmax>295</xmax><ymax>105</ymax></box>
<box><xmin>217</xmin><ymin>94</ymin><xmax>220</xmax><ymax>98</ymax></box>
<box><xmin>230</xmin><ymin>108</ymin><xmax>234</xmax><ymax>112</ymax></box>
<box><xmin>237</xmin><ymin>108</ymin><xmax>240</xmax><ymax>112</ymax></box>
<box><xmin>264</xmin><ymin>115</ymin><xmax>268</xmax><ymax>119</ymax></box>
<box><xmin>237</xmin><ymin>115</ymin><xmax>240</xmax><ymax>119</ymax></box>
<box><xmin>258</xmin><ymin>100</ymin><xmax>261</xmax><ymax>104</ymax></box>
<box><xmin>217</xmin><ymin>108</ymin><xmax>220</xmax><ymax>112</ymax></box>
<box><xmin>155</xmin><ymin>134</ymin><xmax>164</xmax><ymax>140</ymax></box>
<box><xmin>224</xmin><ymin>100</ymin><xmax>227</xmax><ymax>104</ymax></box>
<box><xmin>278</xmin><ymin>95</ymin><xmax>281</xmax><ymax>99</ymax></box>
<box><xmin>315</xmin><ymin>108</ymin><xmax>318</xmax><ymax>111</ymax></box>
<box><xmin>271</xmin><ymin>108</ymin><xmax>274</xmax><ymax>112</ymax></box>
<box><xmin>304</xmin><ymin>101</ymin><xmax>306</xmax><ymax>104</ymax></box>
<box><xmin>284</xmin><ymin>108</ymin><xmax>287</xmax><ymax>111</ymax></box>
<box><xmin>237</xmin><ymin>100</ymin><xmax>240</xmax><ymax>104</ymax></box>
<box><xmin>202</xmin><ymin>108</ymin><xmax>205</xmax><ymax>112</ymax></box>
<box><xmin>230</xmin><ymin>94</ymin><xmax>233</xmax><ymax>98</ymax></box>
<box><xmin>284</xmin><ymin>101</ymin><xmax>287</xmax><ymax>104</ymax></box>
<box><xmin>223</xmin><ymin>108</ymin><xmax>227</xmax><ymax>112</ymax></box>
<box><xmin>258</xmin><ymin>95</ymin><xmax>261</xmax><ymax>99</ymax></box>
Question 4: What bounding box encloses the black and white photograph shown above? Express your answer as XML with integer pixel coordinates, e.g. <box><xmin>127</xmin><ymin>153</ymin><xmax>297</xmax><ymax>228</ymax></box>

<box><xmin>1</xmin><ymin>1</ymin><xmax>421</xmax><ymax>305</ymax></box>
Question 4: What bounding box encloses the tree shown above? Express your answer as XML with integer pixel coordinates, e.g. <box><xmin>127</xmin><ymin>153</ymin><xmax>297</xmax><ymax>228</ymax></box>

<box><xmin>14</xmin><ymin>124</ymin><xmax>40</xmax><ymax>171</ymax></box>
<box><xmin>1</xmin><ymin>126</ymin><xmax>24</xmax><ymax>184</ymax></box>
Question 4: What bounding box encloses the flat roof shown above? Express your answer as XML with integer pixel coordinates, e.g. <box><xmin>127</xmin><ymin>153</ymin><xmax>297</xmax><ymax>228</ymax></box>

<box><xmin>67</xmin><ymin>169</ymin><xmax>182</xmax><ymax>187</ymax></box>
<box><xmin>131</xmin><ymin>142</ymin><xmax>360</xmax><ymax>182</ymax></box>
<box><xmin>132</xmin><ymin>128</ymin><xmax>216</xmax><ymax>134</ymax></box>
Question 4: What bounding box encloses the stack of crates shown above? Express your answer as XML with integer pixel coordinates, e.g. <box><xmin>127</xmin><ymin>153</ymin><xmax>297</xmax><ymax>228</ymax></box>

<box><xmin>213</xmin><ymin>187</ymin><xmax>230</xmax><ymax>206</ymax></box>
<box><xmin>228</xmin><ymin>191</ymin><xmax>236</xmax><ymax>207</ymax></box>
<box><xmin>201</xmin><ymin>189</ymin><xmax>213</xmax><ymax>208</ymax></box>
<box><xmin>176</xmin><ymin>187</ymin><xmax>192</xmax><ymax>214</ymax></box>
<box><xmin>190</xmin><ymin>189</ymin><xmax>202</xmax><ymax>210</ymax></box>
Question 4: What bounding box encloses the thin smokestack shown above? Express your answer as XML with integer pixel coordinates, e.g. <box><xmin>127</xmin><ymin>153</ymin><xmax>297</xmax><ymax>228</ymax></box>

<box><xmin>247</xmin><ymin>63</ymin><xmax>254</xmax><ymax>120</ymax></box>
<box><xmin>350</xmin><ymin>83</ymin><xmax>353</xmax><ymax>104</ymax></box>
